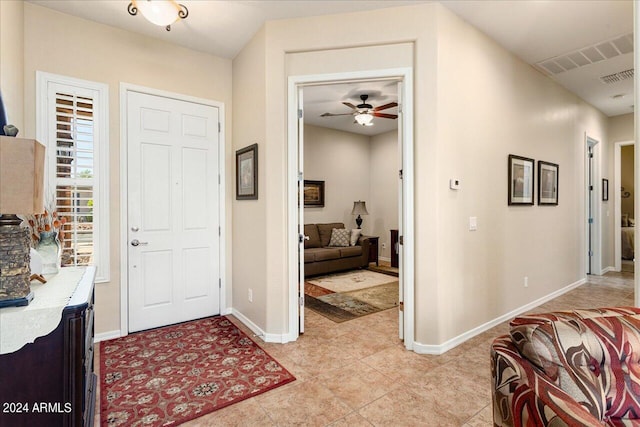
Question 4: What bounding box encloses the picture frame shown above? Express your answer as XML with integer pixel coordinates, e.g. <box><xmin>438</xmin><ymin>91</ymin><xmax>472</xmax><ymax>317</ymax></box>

<box><xmin>303</xmin><ymin>180</ymin><xmax>325</xmax><ymax>207</ymax></box>
<box><xmin>538</xmin><ymin>161</ymin><xmax>559</xmax><ymax>205</ymax></box>
<box><xmin>236</xmin><ymin>144</ymin><xmax>258</xmax><ymax>200</ymax></box>
<box><xmin>508</xmin><ymin>154</ymin><xmax>535</xmax><ymax>205</ymax></box>
<box><xmin>602</xmin><ymin>178</ymin><xmax>609</xmax><ymax>202</ymax></box>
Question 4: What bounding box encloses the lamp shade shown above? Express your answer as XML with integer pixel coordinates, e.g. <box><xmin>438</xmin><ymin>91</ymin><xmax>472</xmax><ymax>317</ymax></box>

<box><xmin>135</xmin><ymin>0</ymin><xmax>183</xmax><ymax>26</ymax></box>
<box><xmin>0</xmin><ymin>137</ymin><xmax>45</xmax><ymax>214</ymax></box>
<box><xmin>351</xmin><ymin>201</ymin><xmax>369</xmax><ymax>216</ymax></box>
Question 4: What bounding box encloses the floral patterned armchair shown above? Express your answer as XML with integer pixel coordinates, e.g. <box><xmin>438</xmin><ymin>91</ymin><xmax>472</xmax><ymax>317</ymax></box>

<box><xmin>491</xmin><ymin>307</ymin><xmax>640</xmax><ymax>426</ymax></box>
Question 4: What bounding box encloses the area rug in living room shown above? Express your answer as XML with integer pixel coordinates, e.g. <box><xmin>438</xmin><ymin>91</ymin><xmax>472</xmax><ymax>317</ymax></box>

<box><xmin>305</xmin><ymin>270</ymin><xmax>398</xmax><ymax>323</ymax></box>
<box><xmin>100</xmin><ymin>316</ymin><xmax>295</xmax><ymax>426</ymax></box>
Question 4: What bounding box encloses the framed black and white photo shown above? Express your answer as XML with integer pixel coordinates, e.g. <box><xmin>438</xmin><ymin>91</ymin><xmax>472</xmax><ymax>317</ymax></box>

<box><xmin>303</xmin><ymin>180</ymin><xmax>325</xmax><ymax>207</ymax></box>
<box><xmin>236</xmin><ymin>144</ymin><xmax>258</xmax><ymax>200</ymax></box>
<box><xmin>508</xmin><ymin>154</ymin><xmax>534</xmax><ymax>205</ymax></box>
<box><xmin>602</xmin><ymin>178</ymin><xmax>609</xmax><ymax>202</ymax></box>
<box><xmin>538</xmin><ymin>161</ymin><xmax>559</xmax><ymax>205</ymax></box>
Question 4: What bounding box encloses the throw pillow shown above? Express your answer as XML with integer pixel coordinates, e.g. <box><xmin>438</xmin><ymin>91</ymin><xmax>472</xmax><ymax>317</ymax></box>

<box><xmin>350</xmin><ymin>229</ymin><xmax>362</xmax><ymax>246</ymax></box>
<box><xmin>622</xmin><ymin>214</ymin><xmax>629</xmax><ymax>227</ymax></box>
<box><xmin>328</xmin><ymin>228</ymin><xmax>351</xmax><ymax>247</ymax></box>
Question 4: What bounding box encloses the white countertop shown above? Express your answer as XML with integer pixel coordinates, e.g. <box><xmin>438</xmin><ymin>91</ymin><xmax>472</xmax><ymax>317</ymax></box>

<box><xmin>0</xmin><ymin>266</ymin><xmax>96</xmax><ymax>355</ymax></box>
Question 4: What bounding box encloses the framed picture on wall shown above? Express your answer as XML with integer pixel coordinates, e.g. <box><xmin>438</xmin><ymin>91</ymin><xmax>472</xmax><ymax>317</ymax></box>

<box><xmin>236</xmin><ymin>143</ymin><xmax>258</xmax><ymax>200</ymax></box>
<box><xmin>508</xmin><ymin>154</ymin><xmax>534</xmax><ymax>205</ymax></box>
<box><xmin>303</xmin><ymin>180</ymin><xmax>325</xmax><ymax>207</ymax></box>
<box><xmin>538</xmin><ymin>161</ymin><xmax>559</xmax><ymax>205</ymax></box>
<box><xmin>602</xmin><ymin>178</ymin><xmax>609</xmax><ymax>201</ymax></box>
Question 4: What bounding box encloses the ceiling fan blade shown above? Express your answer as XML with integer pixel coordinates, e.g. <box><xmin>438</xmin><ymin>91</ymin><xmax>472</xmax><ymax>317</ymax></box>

<box><xmin>373</xmin><ymin>112</ymin><xmax>398</xmax><ymax>119</ymax></box>
<box><xmin>374</xmin><ymin>102</ymin><xmax>398</xmax><ymax>111</ymax></box>
<box><xmin>342</xmin><ymin>102</ymin><xmax>357</xmax><ymax>110</ymax></box>
<box><xmin>321</xmin><ymin>112</ymin><xmax>354</xmax><ymax>117</ymax></box>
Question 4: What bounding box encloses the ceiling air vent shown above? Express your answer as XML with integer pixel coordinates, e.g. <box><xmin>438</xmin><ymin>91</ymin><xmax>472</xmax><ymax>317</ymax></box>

<box><xmin>600</xmin><ymin>68</ymin><xmax>634</xmax><ymax>84</ymax></box>
<box><xmin>536</xmin><ymin>33</ymin><xmax>633</xmax><ymax>76</ymax></box>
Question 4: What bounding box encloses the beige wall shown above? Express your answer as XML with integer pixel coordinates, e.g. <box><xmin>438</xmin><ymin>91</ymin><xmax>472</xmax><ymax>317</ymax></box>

<box><xmin>610</xmin><ymin>113</ymin><xmax>634</xmax><ymax>143</ymax></box>
<box><xmin>232</xmin><ymin>26</ymin><xmax>267</xmax><ymax>328</ymax></box>
<box><xmin>22</xmin><ymin>4</ymin><xmax>233</xmax><ymax>335</ymax></box>
<box><xmin>369</xmin><ymin>130</ymin><xmax>399</xmax><ymax>260</ymax></box>
<box><xmin>303</xmin><ymin>125</ymin><xmax>371</xmax><ymax>231</ymax></box>
<box><xmin>233</xmin><ymin>3</ymin><xmax>613</xmax><ymax>347</ymax></box>
<box><xmin>435</xmin><ymin>7</ymin><xmax>609</xmax><ymax>341</ymax></box>
<box><xmin>0</xmin><ymin>0</ymin><xmax>24</xmax><ymax>132</ymax></box>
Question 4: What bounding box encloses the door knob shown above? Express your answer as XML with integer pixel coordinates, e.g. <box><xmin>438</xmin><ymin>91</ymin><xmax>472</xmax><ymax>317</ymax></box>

<box><xmin>131</xmin><ymin>226</ymin><xmax>139</xmax><ymax>232</ymax></box>
<box><xmin>131</xmin><ymin>239</ymin><xmax>148</xmax><ymax>247</ymax></box>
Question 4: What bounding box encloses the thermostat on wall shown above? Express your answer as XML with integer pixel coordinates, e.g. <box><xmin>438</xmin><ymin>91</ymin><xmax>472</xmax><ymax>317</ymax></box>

<box><xmin>449</xmin><ymin>179</ymin><xmax>460</xmax><ymax>190</ymax></box>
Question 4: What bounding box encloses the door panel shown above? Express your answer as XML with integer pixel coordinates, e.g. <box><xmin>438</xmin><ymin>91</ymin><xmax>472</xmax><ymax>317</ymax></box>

<box><xmin>128</xmin><ymin>91</ymin><xmax>220</xmax><ymax>332</ymax></box>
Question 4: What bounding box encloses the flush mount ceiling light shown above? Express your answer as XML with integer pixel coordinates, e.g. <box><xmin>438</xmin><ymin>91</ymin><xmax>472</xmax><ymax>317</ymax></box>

<box><xmin>128</xmin><ymin>0</ymin><xmax>189</xmax><ymax>31</ymax></box>
<box><xmin>354</xmin><ymin>112</ymin><xmax>374</xmax><ymax>126</ymax></box>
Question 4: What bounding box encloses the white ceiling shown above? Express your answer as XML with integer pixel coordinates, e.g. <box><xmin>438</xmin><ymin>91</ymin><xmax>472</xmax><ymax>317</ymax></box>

<box><xmin>28</xmin><ymin>0</ymin><xmax>634</xmax><ymax>136</ymax></box>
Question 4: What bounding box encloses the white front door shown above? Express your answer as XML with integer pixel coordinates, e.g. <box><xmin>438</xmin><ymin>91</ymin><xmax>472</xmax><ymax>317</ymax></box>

<box><xmin>127</xmin><ymin>91</ymin><xmax>221</xmax><ymax>332</ymax></box>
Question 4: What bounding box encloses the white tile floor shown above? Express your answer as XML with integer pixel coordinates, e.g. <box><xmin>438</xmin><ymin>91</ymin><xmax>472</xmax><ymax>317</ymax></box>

<box><xmin>97</xmin><ymin>271</ymin><xmax>634</xmax><ymax>426</ymax></box>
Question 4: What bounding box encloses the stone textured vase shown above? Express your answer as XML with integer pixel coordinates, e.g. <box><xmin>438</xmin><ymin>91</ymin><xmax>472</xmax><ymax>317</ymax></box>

<box><xmin>36</xmin><ymin>231</ymin><xmax>61</xmax><ymax>275</ymax></box>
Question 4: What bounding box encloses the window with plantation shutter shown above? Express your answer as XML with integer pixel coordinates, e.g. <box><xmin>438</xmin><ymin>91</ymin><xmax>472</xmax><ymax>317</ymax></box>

<box><xmin>37</xmin><ymin>72</ymin><xmax>110</xmax><ymax>282</ymax></box>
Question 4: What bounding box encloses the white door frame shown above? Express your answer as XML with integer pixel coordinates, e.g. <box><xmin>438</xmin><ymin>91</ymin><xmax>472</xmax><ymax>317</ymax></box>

<box><xmin>585</xmin><ymin>134</ymin><xmax>602</xmax><ymax>275</ymax></box>
<box><xmin>286</xmin><ymin>67</ymin><xmax>415</xmax><ymax>350</ymax></box>
<box><xmin>119</xmin><ymin>83</ymin><xmax>227</xmax><ymax>337</ymax></box>
<box><xmin>614</xmin><ymin>140</ymin><xmax>635</xmax><ymax>272</ymax></box>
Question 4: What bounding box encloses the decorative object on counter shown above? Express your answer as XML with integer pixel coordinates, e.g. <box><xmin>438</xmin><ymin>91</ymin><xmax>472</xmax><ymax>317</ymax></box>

<box><xmin>351</xmin><ymin>200</ymin><xmax>369</xmax><ymax>229</ymax></box>
<box><xmin>0</xmin><ymin>137</ymin><xmax>45</xmax><ymax>307</ymax></box>
<box><xmin>28</xmin><ymin>248</ymin><xmax>46</xmax><ymax>284</ymax></box>
<box><xmin>127</xmin><ymin>0</ymin><xmax>189</xmax><ymax>32</ymax></box>
<box><xmin>2</xmin><ymin>124</ymin><xmax>18</xmax><ymax>137</ymax></box>
<box><xmin>22</xmin><ymin>203</ymin><xmax>67</xmax><ymax>275</ymax></box>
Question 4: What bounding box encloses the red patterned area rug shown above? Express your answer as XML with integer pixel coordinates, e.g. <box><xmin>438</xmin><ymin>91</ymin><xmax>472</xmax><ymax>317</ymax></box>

<box><xmin>100</xmin><ymin>316</ymin><xmax>295</xmax><ymax>426</ymax></box>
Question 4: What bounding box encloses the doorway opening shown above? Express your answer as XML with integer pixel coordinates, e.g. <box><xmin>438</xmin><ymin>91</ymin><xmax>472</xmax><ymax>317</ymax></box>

<box><xmin>614</xmin><ymin>141</ymin><xmax>635</xmax><ymax>273</ymax></box>
<box><xmin>287</xmin><ymin>68</ymin><xmax>415</xmax><ymax>350</ymax></box>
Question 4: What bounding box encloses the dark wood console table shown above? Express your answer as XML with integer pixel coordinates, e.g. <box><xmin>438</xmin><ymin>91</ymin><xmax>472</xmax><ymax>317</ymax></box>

<box><xmin>0</xmin><ymin>267</ymin><xmax>97</xmax><ymax>427</ymax></box>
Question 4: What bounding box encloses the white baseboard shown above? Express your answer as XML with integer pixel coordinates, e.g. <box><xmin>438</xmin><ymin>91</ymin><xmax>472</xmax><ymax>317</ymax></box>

<box><xmin>601</xmin><ymin>266</ymin><xmax>615</xmax><ymax>275</ymax></box>
<box><xmin>95</xmin><ymin>330</ymin><xmax>121</xmax><ymax>343</ymax></box>
<box><xmin>412</xmin><ymin>277</ymin><xmax>587</xmax><ymax>355</ymax></box>
<box><xmin>231</xmin><ymin>308</ymin><xmax>294</xmax><ymax>344</ymax></box>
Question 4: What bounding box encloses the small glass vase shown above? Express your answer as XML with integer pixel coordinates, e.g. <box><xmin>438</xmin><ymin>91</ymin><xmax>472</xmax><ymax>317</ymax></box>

<box><xmin>36</xmin><ymin>231</ymin><xmax>61</xmax><ymax>275</ymax></box>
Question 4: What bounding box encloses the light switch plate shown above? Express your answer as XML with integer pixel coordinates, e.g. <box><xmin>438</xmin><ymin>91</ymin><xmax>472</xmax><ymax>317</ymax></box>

<box><xmin>469</xmin><ymin>216</ymin><xmax>477</xmax><ymax>231</ymax></box>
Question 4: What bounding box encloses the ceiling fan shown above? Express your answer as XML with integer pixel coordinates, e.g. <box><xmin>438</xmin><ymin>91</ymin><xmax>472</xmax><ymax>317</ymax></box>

<box><xmin>320</xmin><ymin>94</ymin><xmax>398</xmax><ymax>126</ymax></box>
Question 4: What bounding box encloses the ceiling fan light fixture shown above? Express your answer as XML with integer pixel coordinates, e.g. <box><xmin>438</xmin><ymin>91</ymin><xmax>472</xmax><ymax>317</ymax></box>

<box><xmin>128</xmin><ymin>0</ymin><xmax>189</xmax><ymax>31</ymax></box>
<box><xmin>355</xmin><ymin>112</ymin><xmax>373</xmax><ymax>126</ymax></box>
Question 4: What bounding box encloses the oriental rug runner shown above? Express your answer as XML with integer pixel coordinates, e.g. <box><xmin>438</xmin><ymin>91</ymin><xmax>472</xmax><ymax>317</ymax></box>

<box><xmin>100</xmin><ymin>316</ymin><xmax>295</xmax><ymax>426</ymax></box>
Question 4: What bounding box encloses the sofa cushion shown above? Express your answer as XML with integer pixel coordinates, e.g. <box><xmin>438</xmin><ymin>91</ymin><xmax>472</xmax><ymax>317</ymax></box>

<box><xmin>317</xmin><ymin>223</ymin><xmax>344</xmax><ymax>247</ymax></box>
<box><xmin>312</xmin><ymin>248</ymin><xmax>341</xmax><ymax>262</ymax></box>
<box><xmin>510</xmin><ymin>307</ymin><xmax>640</xmax><ymax>421</ymax></box>
<box><xmin>350</xmin><ymin>229</ymin><xmax>362</xmax><ymax>246</ymax></box>
<box><xmin>339</xmin><ymin>246</ymin><xmax>362</xmax><ymax>258</ymax></box>
<box><xmin>328</xmin><ymin>228</ymin><xmax>351</xmax><ymax>247</ymax></box>
<box><xmin>304</xmin><ymin>224</ymin><xmax>321</xmax><ymax>248</ymax></box>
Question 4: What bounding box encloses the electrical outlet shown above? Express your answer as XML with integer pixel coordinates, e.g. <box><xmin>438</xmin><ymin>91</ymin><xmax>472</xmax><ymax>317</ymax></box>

<box><xmin>382</xmin><ymin>243</ymin><xmax>387</xmax><ymax>249</ymax></box>
<box><xmin>524</xmin><ymin>277</ymin><xmax>528</xmax><ymax>288</ymax></box>
<box><xmin>248</xmin><ymin>289</ymin><xmax>253</xmax><ymax>302</ymax></box>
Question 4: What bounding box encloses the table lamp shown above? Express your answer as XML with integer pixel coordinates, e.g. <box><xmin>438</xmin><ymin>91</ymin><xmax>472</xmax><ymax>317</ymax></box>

<box><xmin>0</xmin><ymin>136</ymin><xmax>45</xmax><ymax>307</ymax></box>
<box><xmin>351</xmin><ymin>200</ymin><xmax>369</xmax><ymax>229</ymax></box>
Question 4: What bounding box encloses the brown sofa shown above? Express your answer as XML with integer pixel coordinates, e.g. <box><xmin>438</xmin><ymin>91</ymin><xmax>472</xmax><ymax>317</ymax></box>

<box><xmin>304</xmin><ymin>222</ymin><xmax>370</xmax><ymax>277</ymax></box>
